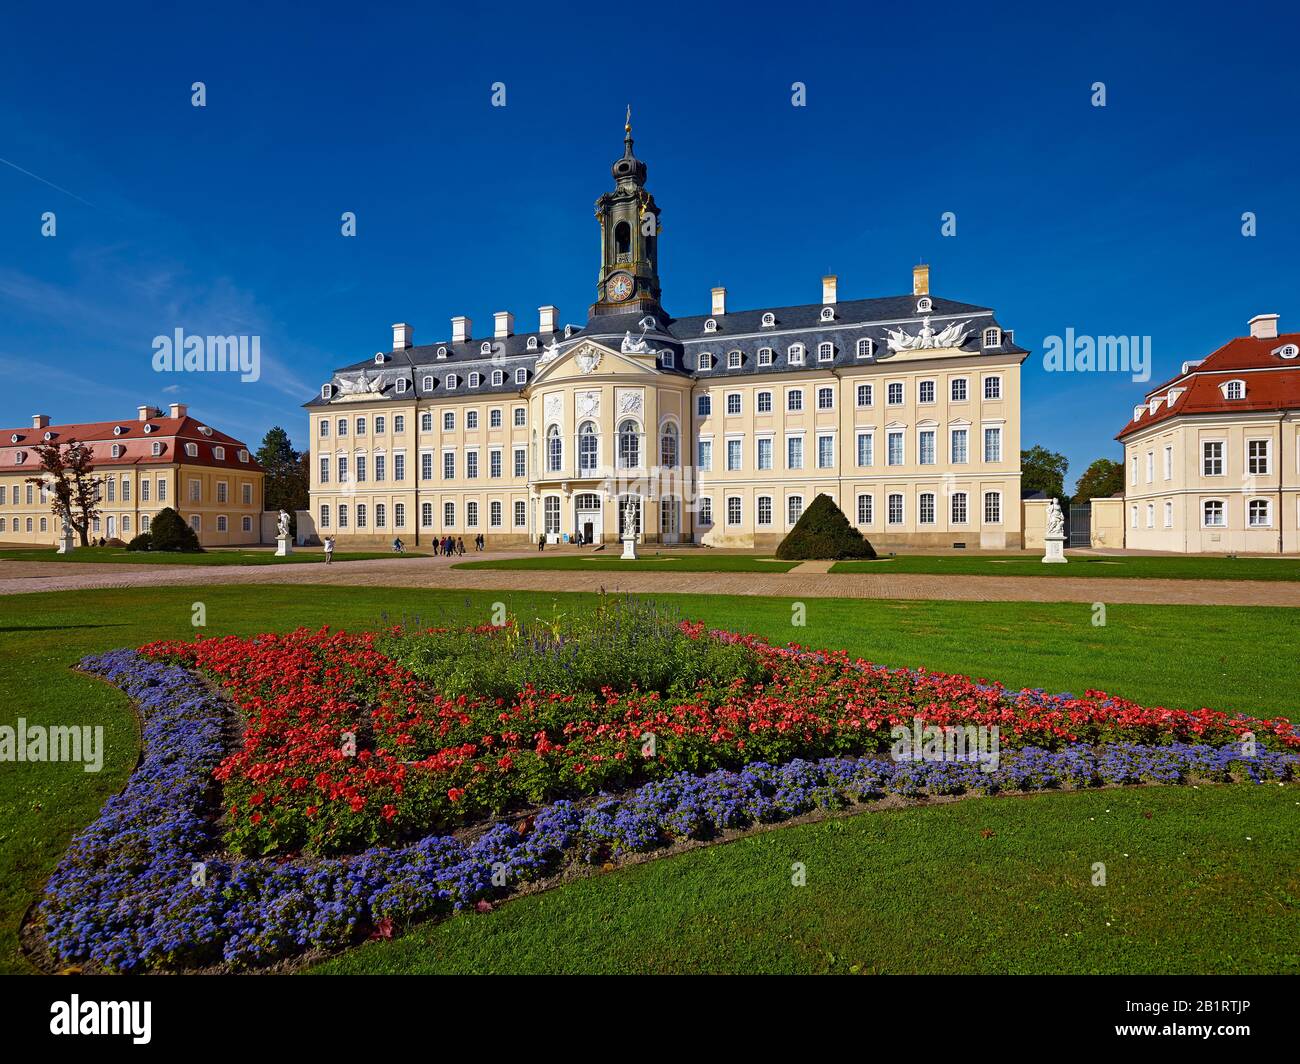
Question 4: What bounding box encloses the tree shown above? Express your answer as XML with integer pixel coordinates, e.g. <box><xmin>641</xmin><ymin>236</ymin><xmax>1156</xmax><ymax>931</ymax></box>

<box><xmin>1021</xmin><ymin>445</ymin><xmax>1069</xmax><ymax>500</ymax></box>
<box><xmin>148</xmin><ymin>507</ymin><xmax>203</xmax><ymax>552</ymax></box>
<box><xmin>775</xmin><ymin>493</ymin><xmax>876</xmax><ymax>560</ymax></box>
<box><xmin>26</xmin><ymin>439</ymin><xmax>99</xmax><ymax>546</ymax></box>
<box><xmin>256</xmin><ymin>426</ymin><xmax>308</xmax><ymax>536</ymax></box>
<box><xmin>1073</xmin><ymin>458</ymin><xmax>1125</xmax><ymax>505</ymax></box>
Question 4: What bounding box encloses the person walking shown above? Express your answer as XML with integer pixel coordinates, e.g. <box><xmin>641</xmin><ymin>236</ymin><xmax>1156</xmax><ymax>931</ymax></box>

<box><xmin>538</xmin><ymin>531</ymin><xmax>546</xmax><ymax>551</ymax></box>
<box><xmin>456</xmin><ymin>536</ymin><xmax>466</xmax><ymax>556</ymax></box>
<box><xmin>323</xmin><ymin>535</ymin><xmax>335</xmax><ymax>564</ymax></box>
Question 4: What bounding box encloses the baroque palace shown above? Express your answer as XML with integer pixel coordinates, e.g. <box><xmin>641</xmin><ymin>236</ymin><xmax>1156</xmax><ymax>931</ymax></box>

<box><xmin>307</xmin><ymin>120</ymin><xmax>1029</xmax><ymax>548</ymax></box>
<box><xmin>0</xmin><ymin>403</ymin><xmax>264</xmax><ymax>546</ymax></box>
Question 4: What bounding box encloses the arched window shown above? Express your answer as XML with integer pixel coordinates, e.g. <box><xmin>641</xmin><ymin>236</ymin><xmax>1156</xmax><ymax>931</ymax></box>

<box><xmin>578</xmin><ymin>421</ymin><xmax>599</xmax><ymax>473</ymax></box>
<box><xmin>422</xmin><ymin>375</ymin><xmax>434</xmax><ymax>391</ymax></box>
<box><xmin>546</xmin><ymin>424</ymin><xmax>563</xmax><ymax>473</ymax></box>
<box><xmin>660</xmin><ymin>421</ymin><xmax>678</xmax><ymax>468</ymax></box>
<box><xmin>614</xmin><ymin>221</ymin><xmax>631</xmax><ymax>257</ymax></box>
<box><xmin>618</xmin><ymin>419</ymin><xmax>640</xmax><ymax>469</ymax></box>
<box><xmin>856</xmin><ymin>338</ymin><xmax>874</xmax><ymax>359</ymax></box>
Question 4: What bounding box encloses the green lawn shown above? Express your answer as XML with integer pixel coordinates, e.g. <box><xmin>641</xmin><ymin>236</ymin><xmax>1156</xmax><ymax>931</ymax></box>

<box><xmin>0</xmin><ymin>547</ymin><xmax>427</xmax><ymax>565</ymax></box>
<box><xmin>831</xmin><ymin>553</ymin><xmax>1300</xmax><ymax>581</ymax></box>
<box><xmin>454</xmin><ymin>553</ymin><xmax>798</xmax><ymax>573</ymax></box>
<box><xmin>2</xmin><ymin>584</ymin><xmax>1297</xmax><ymax>974</ymax></box>
<box><xmin>313</xmin><ymin>784</ymin><xmax>1300</xmax><ymax>974</ymax></box>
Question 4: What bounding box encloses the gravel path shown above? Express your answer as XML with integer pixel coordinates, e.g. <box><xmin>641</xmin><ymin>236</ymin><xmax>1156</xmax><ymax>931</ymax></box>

<box><xmin>1</xmin><ymin>553</ymin><xmax>1296</xmax><ymax>606</ymax></box>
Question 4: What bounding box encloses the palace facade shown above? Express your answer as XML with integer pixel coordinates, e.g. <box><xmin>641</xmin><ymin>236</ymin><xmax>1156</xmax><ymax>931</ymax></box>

<box><xmin>1117</xmin><ymin>314</ymin><xmax>1300</xmax><ymax>554</ymax></box>
<box><xmin>0</xmin><ymin>403</ymin><xmax>265</xmax><ymax>547</ymax></box>
<box><xmin>306</xmin><ymin>122</ymin><xmax>1029</xmax><ymax>549</ymax></box>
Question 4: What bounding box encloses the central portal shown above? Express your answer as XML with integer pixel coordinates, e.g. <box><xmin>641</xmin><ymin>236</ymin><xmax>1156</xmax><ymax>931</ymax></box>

<box><xmin>574</xmin><ymin>492</ymin><xmax>601</xmax><ymax>545</ymax></box>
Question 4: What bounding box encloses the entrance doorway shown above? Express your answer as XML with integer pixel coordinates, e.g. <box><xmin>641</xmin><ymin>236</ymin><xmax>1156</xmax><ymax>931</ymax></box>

<box><xmin>574</xmin><ymin>492</ymin><xmax>601</xmax><ymax>545</ymax></box>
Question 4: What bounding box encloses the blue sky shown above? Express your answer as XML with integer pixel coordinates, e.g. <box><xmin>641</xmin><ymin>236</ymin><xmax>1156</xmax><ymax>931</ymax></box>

<box><xmin>1</xmin><ymin>0</ymin><xmax>1296</xmax><ymax>488</ymax></box>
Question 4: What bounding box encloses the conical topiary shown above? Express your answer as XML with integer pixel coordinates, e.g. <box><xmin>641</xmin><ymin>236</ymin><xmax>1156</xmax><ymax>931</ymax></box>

<box><xmin>774</xmin><ymin>493</ymin><xmax>876</xmax><ymax>560</ymax></box>
<box><xmin>148</xmin><ymin>506</ymin><xmax>204</xmax><ymax>552</ymax></box>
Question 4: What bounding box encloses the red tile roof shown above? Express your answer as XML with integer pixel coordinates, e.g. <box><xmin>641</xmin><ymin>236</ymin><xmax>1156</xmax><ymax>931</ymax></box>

<box><xmin>0</xmin><ymin>414</ymin><xmax>263</xmax><ymax>473</ymax></box>
<box><xmin>1116</xmin><ymin>331</ymin><xmax>1300</xmax><ymax>438</ymax></box>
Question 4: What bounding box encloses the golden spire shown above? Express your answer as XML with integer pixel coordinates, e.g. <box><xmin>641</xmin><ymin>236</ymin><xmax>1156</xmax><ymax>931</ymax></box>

<box><xmin>625</xmin><ymin>104</ymin><xmax>632</xmax><ymax>134</ymax></box>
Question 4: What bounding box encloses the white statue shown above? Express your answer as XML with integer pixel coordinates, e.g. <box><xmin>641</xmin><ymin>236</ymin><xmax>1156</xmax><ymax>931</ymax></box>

<box><xmin>277</xmin><ymin>509</ymin><xmax>291</xmax><ymax>538</ymax></box>
<box><xmin>1042</xmin><ymin>497</ymin><xmax>1066</xmax><ymax>564</ymax></box>
<box><xmin>883</xmin><ymin>317</ymin><xmax>971</xmax><ymax>353</ymax></box>
<box><xmin>1046</xmin><ymin>498</ymin><xmax>1065</xmax><ymax>538</ymax></box>
<box><xmin>621</xmin><ymin>330</ymin><xmax>649</xmax><ymax>354</ymax></box>
<box><xmin>620</xmin><ymin>498</ymin><xmax>639</xmax><ymax>559</ymax></box>
<box><xmin>335</xmin><ymin>368</ymin><xmax>385</xmax><ymax>395</ymax></box>
<box><xmin>539</xmin><ymin>337</ymin><xmax>562</xmax><ymax>363</ymax></box>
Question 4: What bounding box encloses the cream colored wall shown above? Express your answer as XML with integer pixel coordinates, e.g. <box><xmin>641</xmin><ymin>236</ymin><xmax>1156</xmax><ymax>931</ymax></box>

<box><xmin>1123</xmin><ymin>412</ymin><xmax>1297</xmax><ymax>554</ymax></box>
<box><xmin>1090</xmin><ymin>496</ymin><xmax>1125</xmax><ymax>548</ymax></box>
<box><xmin>0</xmin><ymin>464</ymin><xmax>262</xmax><ymax>547</ymax></box>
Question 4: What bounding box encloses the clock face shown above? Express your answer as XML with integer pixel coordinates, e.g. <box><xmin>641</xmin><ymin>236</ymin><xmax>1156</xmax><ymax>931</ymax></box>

<box><xmin>606</xmin><ymin>273</ymin><xmax>635</xmax><ymax>302</ymax></box>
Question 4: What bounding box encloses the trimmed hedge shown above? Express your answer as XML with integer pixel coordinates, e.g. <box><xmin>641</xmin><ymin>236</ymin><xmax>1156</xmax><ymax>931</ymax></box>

<box><xmin>148</xmin><ymin>507</ymin><xmax>203</xmax><ymax>552</ymax></box>
<box><xmin>775</xmin><ymin>493</ymin><xmax>876</xmax><ymax>560</ymax></box>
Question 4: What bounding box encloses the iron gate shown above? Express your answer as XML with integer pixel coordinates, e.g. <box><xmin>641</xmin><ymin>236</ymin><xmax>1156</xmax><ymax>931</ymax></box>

<box><xmin>1068</xmin><ymin>504</ymin><xmax>1091</xmax><ymax>548</ymax></box>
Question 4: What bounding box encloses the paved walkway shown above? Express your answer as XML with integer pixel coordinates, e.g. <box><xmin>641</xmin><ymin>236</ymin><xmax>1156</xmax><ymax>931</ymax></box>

<box><xmin>0</xmin><ymin>553</ymin><xmax>1296</xmax><ymax>606</ymax></box>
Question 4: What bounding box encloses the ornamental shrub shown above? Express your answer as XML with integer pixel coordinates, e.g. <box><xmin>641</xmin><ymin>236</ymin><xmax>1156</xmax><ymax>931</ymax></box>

<box><xmin>775</xmin><ymin>493</ymin><xmax>876</xmax><ymax>560</ymax></box>
<box><xmin>126</xmin><ymin>532</ymin><xmax>153</xmax><ymax>552</ymax></box>
<box><xmin>148</xmin><ymin>506</ymin><xmax>203</xmax><ymax>552</ymax></box>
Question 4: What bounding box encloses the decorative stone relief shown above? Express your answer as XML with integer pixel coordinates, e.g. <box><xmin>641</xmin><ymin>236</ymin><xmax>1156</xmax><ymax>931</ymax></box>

<box><xmin>616</xmin><ymin>388</ymin><xmax>644</xmax><ymax>418</ymax></box>
<box><xmin>883</xmin><ymin>317</ymin><xmax>971</xmax><ymax>353</ymax></box>
<box><xmin>544</xmin><ymin>393</ymin><xmax>563</xmax><ymax>425</ymax></box>
<box><xmin>576</xmin><ymin>389</ymin><xmax>601</xmax><ymax>420</ymax></box>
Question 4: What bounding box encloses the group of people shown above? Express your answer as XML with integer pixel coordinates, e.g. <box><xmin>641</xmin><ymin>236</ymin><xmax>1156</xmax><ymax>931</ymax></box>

<box><xmin>433</xmin><ymin>534</ymin><xmax>486</xmax><ymax>556</ymax></box>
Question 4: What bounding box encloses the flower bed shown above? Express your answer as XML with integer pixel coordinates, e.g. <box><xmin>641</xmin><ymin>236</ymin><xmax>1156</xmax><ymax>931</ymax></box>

<box><xmin>138</xmin><ymin>619</ymin><xmax>1300</xmax><ymax>856</ymax></box>
<box><xmin>39</xmin><ymin>646</ymin><xmax>1299</xmax><ymax>973</ymax></box>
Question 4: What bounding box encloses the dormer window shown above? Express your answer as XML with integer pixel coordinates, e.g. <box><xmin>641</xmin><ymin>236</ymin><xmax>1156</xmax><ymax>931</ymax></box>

<box><xmin>436</xmin><ymin>346</ymin><xmax>448</xmax><ymax>359</ymax></box>
<box><xmin>395</xmin><ymin>377</ymin><xmax>408</xmax><ymax>393</ymax></box>
<box><xmin>564</xmin><ymin>325</ymin><xmax>575</xmax><ymax>338</ymax></box>
<box><xmin>856</xmin><ymin>338</ymin><xmax>875</xmax><ymax>359</ymax></box>
<box><xmin>446</xmin><ymin>374</ymin><xmax>459</xmax><ymax>390</ymax></box>
<box><xmin>788</xmin><ymin>343</ymin><xmax>805</xmax><ymax>365</ymax></box>
<box><xmin>761</xmin><ymin>312</ymin><xmax>776</xmax><ymax>328</ymax></box>
<box><xmin>374</xmin><ymin>353</ymin><xmax>386</xmax><ymax>364</ymax></box>
<box><xmin>422</xmin><ymin>374</ymin><xmax>434</xmax><ymax>390</ymax></box>
<box><xmin>8</xmin><ymin>434</ymin><xmax>19</xmax><ymax>443</ymax></box>
<box><xmin>983</xmin><ymin>327</ymin><xmax>1002</xmax><ymax>348</ymax></box>
<box><xmin>199</xmin><ymin>426</ymin><xmax>213</xmax><ymax>436</ymax></box>
<box><xmin>480</xmin><ymin>341</ymin><xmax>492</xmax><ymax>354</ymax></box>
<box><xmin>142</xmin><ymin>424</ymin><xmax>154</xmax><ymax>434</ymax></box>
<box><xmin>916</xmin><ymin>297</ymin><xmax>933</xmax><ymax>313</ymax></box>
<box><xmin>727</xmin><ymin>350</ymin><xmax>743</xmax><ymax>369</ymax></box>
<box><xmin>238</xmin><ymin>449</ymin><xmax>249</xmax><ymax>462</ymax></box>
<box><xmin>43</xmin><ymin>431</ymin><xmax>53</xmax><ymax>441</ymax></box>
<box><xmin>819</xmin><ymin>307</ymin><xmax>835</xmax><ymax>322</ymax></box>
<box><xmin>661</xmin><ymin>351</ymin><xmax>676</xmax><ymax>368</ymax></box>
<box><xmin>515</xmin><ymin>368</ymin><xmax>528</xmax><ymax>384</ymax></box>
<box><xmin>1222</xmin><ymin>379</ymin><xmax>1246</xmax><ymax>400</ymax></box>
<box><xmin>757</xmin><ymin>347</ymin><xmax>773</xmax><ymax>366</ymax></box>
<box><xmin>113</xmin><ymin>425</ymin><xmax>124</xmax><ymax>436</ymax></box>
<box><xmin>527</xmin><ymin>336</ymin><xmax>538</xmax><ymax>351</ymax></box>
<box><xmin>491</xmin><ymin>370</ymin><xmax>504</xmax><ymax>386</ymax></box>
<box><xmin>151</xmin><ymin>441</ymin><xmax>163</xmax><ymax>456</ymax></box>
<box><xmin>321</xmin><ymin>384</ymin><xmax>333</xmax><ymax>400</ymax></box>
<box><xmin>698</xmin><ymin>352</ymin><xmax>713</xmax><ymax>371</ymax></box>
<box><xmin>110</xmin><ymin>444</ymin><xmax>123</xmax><ymax>458</ymax></box>
<box><xmin>469</xmin><ymin>372</ymin><xmax>482</xmax><ymax>388</ymax></box>
<box><xmin>704</xmin><ymin>318</ymin><xmax>717</xmax><ymax>333</ymax></box>
<box><xmin>213</xmin><ymin>445</ymin><xmax>225</xmax><ymax>460</ymax></box>
<box><xmin>1274</xmin><ymin>343</ymin><xmax>1299</xmax><ymax>359</ymax></box>
<box><xmin>14</xmin><ymin>450</ymin><xmax>26</xmax><ymax>463</ymax></box>
<box><xmin>1133</xmin><ymin>405</ymin><xmax>1145</xmax><ymax>421</ymax></box>
<box><xmin>817</xmin><ymin>342</ymin><xmax>834</xmax><ymax>362</ymax></box>
<box><xmin>185</xmin><ymin>442</ymin><xmax>198</xmax><ymax>457</ymax></box>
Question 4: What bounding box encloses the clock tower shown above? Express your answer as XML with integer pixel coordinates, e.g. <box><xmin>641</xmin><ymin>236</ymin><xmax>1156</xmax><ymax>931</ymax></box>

<box><xmin>590</xmin><ymin>108</ymin><xmax>663</xmax><ymax>319</ymax></box>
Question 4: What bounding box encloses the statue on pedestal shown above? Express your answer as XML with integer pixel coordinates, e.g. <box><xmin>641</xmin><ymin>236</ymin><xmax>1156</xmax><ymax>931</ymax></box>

<box><xmin>1042</xmin><ymin>498</ymin><xmax>1067</xmax><ymax>564</ymax></box>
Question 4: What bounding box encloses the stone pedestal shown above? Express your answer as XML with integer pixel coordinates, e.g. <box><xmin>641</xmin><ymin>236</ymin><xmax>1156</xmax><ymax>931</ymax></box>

<box><xmin>56</xmin><ymin>532</ymin><xmax>75</xmax><ymax>554</ymax></box>
<box><xmin>275</xmin><ymin>535</ymin><xmax>293</xmax><ymax>557</ymax></box>
<box><xmin>621</xmin><ymin>536</ymin><xmax>638</xmax><ymax>560</ymax></box>
<box><xmin>1042</xmin><ymin>533</ymin><xmax>1067</xmax><ymax>564</ymax></box>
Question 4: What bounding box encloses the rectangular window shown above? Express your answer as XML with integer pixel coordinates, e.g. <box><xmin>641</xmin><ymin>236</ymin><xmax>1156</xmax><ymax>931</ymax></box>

<box><xmin>337</xmin><ymin>418</ymin><xmax>347</xmax><ymax>436</ymax></box>
<box><xmin>490</xmin><ymin>409</ymin><xmax>503</xmax><ymax>428</ymax></box>
<box><xmin>918</xmin><ymin>380</ymin><xmax>935</xmax><ymax>404</ymax></box>
<box><xmin>757</xmin><ymin>496</ymin><xmax>773</xmax><ymax>525</ymax></box>
<box><xmin>443</xmin><ymin>452</ymin><xmax>455</xmax><ymax>479</ymax></box>
<box><xmin>951</xmin><ymin>492</ymin><xmax>967</xmax><ymax>524</ymax></box>
<box><xmin>394</xmin><ymin>453</ymin><xmax>405</xmax><ymax>481</ymax></box>
<box><xmin>697</xmin><ymin>395</ymin><xmax>711</xmax><ymax>417</ymax></box>
<box><xmin>1203</xmin><ymin>441</ymin><xmax>1224</xmax><ymax>476</ymax></box>
<box><xmin>394</xmin><ymin>415</ymin><xmax>405</xmax><ymax>433</ymax></box>
<box><xmin>514</xmin><ymin>407</ymin><xmax>526</xmax><ymax>427</ymax></box>
<box><xmin>1163</xmin><ymin>445</ymin><xmax>1173</xmax><ymax>480</ymax></box>
<box><xmin>727</xmin><ymin>438</ymin><xmax>742</xmax><ymax>471</ymax></box>
<box><xmin>817</xmin><ymin>387</ymin><xmax>834</xmax><ymax>410</ymax></box>
<box><xmin>319</xmin><ymin>505</ymin><xmax>330</xmax><ymax>528</ymax></box>
<box><xmin>466</xmin><ymin>451</ymin><xmax>479</xmax><ymax>479</ymax></box>
<box><xmin>919</xmin><ymin>430</ymin><xmax>936</xmax><ymax>465</ymax></box>
<box><xmin>857</xmin><ymin>494</ymin><xmax>873</xmax><ymax>525</ymax></box>
<box><xmin>514</xmin><ymin>448</ymin><xmax>526</xmax><ymax>478</ymax></box>
<box><xmin>983</xmin><ymin>376</ymin><xmax>1002</xmax><ymax>400</ymax></box>
<box><xmin>984</xmin><ymin>491</ymin><xmax>1002</xmax><ymax>523</ymax></box>
<box><xmin>467</xmin><ymin>410</ymin><xmax>479</xmax><ymax>430</ymax></box>
<box><xmin>467</xmin><ymin>501</ymin><xmax>479</xmax><ymax>527</ymax></box>
<box><xmin>1145</xmin><ymin>451</ymin><xmax>1153</xmax><ymax>483</ymax></box>
<box><xmin>188</xmin><ymin>479</ymin><xmax>201</xmax><ymax>502</ymax></box>
<box><xmin>1203</xmin><ymin>499</ymin><xmax>1225</xmax><ymax>527</ymax></box>
<box><xmin>157</xmin><ymin>480</ymin><xmax>166</xmax><ymax>501</ymax></box>
<box><xmin>443</xmin><ymin>412</ymin><xmax>455</xmax><ymax>431</ymax></box>
<box><xmin>338</xmin><ymin>456</ymin><xmax>349</xmax><ymax>483</ymax></box>
<box><xmin>757</xmin><ymin>437</ymin><xmax>773</xmax><ymax>470</ymax></box>
<box><xmin>376</xmin><ymin>503</ymin><xmax>387</xmax><ymax>529</ymax></box>
<box><xmin>490</xmin><ymin>449</ymin><xmax>502</xmax><ymax>478</ymax></box>
<box><xmin>786</xmin><ymin>436</ymin><xmax>803</xmax><ymax>469</ymax></box>
<box><xmin>490</xmin><ymin>501</ymin><xmax>502</xmax><ymax>527</ymax></box>
<box><xmin>887</xmin><ymin>430</ymin><xmax>904</xmax><ymax>466</ymax></box>
<box><xmin>421</xmin><ymin>412</ymin><xmax>433</xmax><ymax>432</ymax></box>
<box><xmin>375</xmin><ymin>454</ymin><xmax>386</xmax><ymax>482</ymax></box>
<box><xmin>421</xmin><ymin>453</ymin><xmax>433</xmax><ymax>480</ymax></box>
<box><xmin>856</xmin><ymin>383</ymin><xmax>873</xmax><ymax>407</ymax></box>
<box><xmin>355</xmin><ymin>417</ymin><xmax>366</xmax><ymax>436</ymax></box>
<box><xmin>856</xmin><ymin>432</ymin><xmax>873</xmax><ymax>467</ymax></box>
<box><xmin>121</xmin><ymin>480</ymin><xmax>131</xmax><ymax>502</ymax></box>
<box><xmin>395</xmin><ymin>503</ymin><xmax>405</xmax><ymax>528</ymax></box>
<box><xmin>887</xmin><ymin>382</ymin><xmax>903</xmax><ymax>405</ymax></box>
<box><xmin>983</xmin><ymin>427</ymin><xmax>1002</xmax><ymax>462</ymax></box>
<box><xmin>1248</xmin><ymin>439</ymin><xmax>1270</xmax><ymax>475</ymax></box>
<box><xmin>699</xmin><ymin>497</ymin><xmax>713</xmax><ymax>525</ymax></box>
<box><xmin>918</xmin><ymin>493</ymin><xmax>935</xmax><ymax>524</ymax></box>
<box><xmin>951</xmin><ymin>378</ymin><xmax>968</xmax><ymax>402</ymax></box>
<box><xmin>216</xmin><ymin>481</ymin><xmax>228</xmax><ymax>504</ymax></box>
<box><xmin>421</xmin><ymin>502</ymin><xmax>433</xmax><ymax>527</ymax></box>
<box><xmin>337</xmin><ymin>505</ymin><xmax>347</xmax><ymax>529</ymax></box>
<box><xmin>951</xmin><ymin>428</ymin><xmax>968</xmax><ymax>464</ymax></box>
<box><xmin>887</xmin><ymin>493</ymin><xmax>903</xmax><ymax>524</ymax></box>
<box><xmin>107</xmin><ymin>480</ymin><xmax>115</xmax><ymax>503</ymax></box>
<box><xmin>355</xmin><ymin>455</ymin><xmax>366</xmax><ymax>482</ymax></box>
<box><xmin>757</xmin><ymin>391</ymin><xmax>773</xmax><ymax>414</ymax></box>
<box><xmin>727</xmin><ymin>497</ymin><xmax>742</xmax><ymax>525</ymax></box>
<box><xmin>443</xmin><ymin>502</ymin><xmax>456</xmax><ymax>528</ymax></box>
<box><xmin>320</xmin><ymin>419</ymin><xmax>330</xmax><ymax>437</ymax></box>
<box><xmin>726</xmin><ymin>393</ymin><xmax>742</xmax><ymax>415</ymax></box>
<box><xmin>1163</xmin><ymin>500</ymin><xmax>1173</xmax><ymax>527</ymax></box>
<box><xmin>514</xmin><ymin>500</ymin><xmax>526</xmax><ymax>527</ymax></box>
<box><xmin>375</xmin><ymin>416</ymin><xmax>386</xmax><ymax>434</ymax></box>
<box><xmin>787</xmin><ymin>390</ymin><xmax>803</xmax><ymax>412</ymax></box>
<box><xmin>141</xmin><ymin>480</ymin><xmax>150</xmax><ymax>502</ymax></box>
<box><xmin>817</xmin><ymin>434</ymin><xmax>834</xmax><ymax>468</ymax></box>
<box><xmin>242</xmin><ymin>483</ymin><xmax>252</xmax><ymax>505</ymax></box>
<box><xmin>697</xmin><ymin>440</ymin><xmax>712</xmax><ymax>471</ymax></box>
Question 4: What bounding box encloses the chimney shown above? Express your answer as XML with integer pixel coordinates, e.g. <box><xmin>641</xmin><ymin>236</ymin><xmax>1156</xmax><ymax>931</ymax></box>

<box><xmin>451</xmin><ymin>316</ymin><xmax>471</xmax><ymax>343</ymax></box>
<box><xmin>32</xmin><ymin>413</ymin><xmax>50</xmax><ymax>429</ymax></box>
<box><xmin>494</xmin><ymin>311</ymin><xmax>514</xmax><ymax>338</ymax></box>
<box><xmin>711</xmin><ymin>287</ymin><xmax>727</xmax><ymax>315</ymax></box>
<box><xmin>538</xmin><ymin>305</ymin><xmax>559</xmax><ymax>333</ymax></box>
<box><xmin>169</xmin><ymin>403</ymin><xmax>188</xmax><ymax>419</ymax></box>
<box><xmin>136</xmin><ymin>405</ymin><xmax>153</xmax><ymax>422</ymax></box>
<box><xmin>1249</xmin><ymin>313</ymin><xmax>1279</xmax><ymax>340</ymax></box>
<box><xmin>913</xmin><ymin>265</ymin><xmax>930</xmax><ymax>296</ymax></box>
<box><xmin>392</xmin><ymin>322</ymin><xmax>413</xmax><ymax>349</ymax></box>
<box><xmin>822</xmin><ymin>275</ymin><xmax>837</xmax><ymax>305</ymax></box>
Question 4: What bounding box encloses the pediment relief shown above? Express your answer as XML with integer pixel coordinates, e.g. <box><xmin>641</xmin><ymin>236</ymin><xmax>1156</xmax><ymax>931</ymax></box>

<box><xmin>529</xmin><ymin>339</ymin><xmax>660</xmax><ymax>385</ymax></box>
